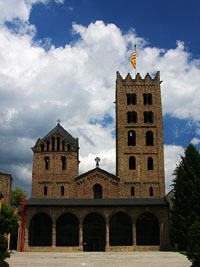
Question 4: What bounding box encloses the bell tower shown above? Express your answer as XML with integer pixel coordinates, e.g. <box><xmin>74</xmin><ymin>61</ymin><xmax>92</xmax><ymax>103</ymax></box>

<box><xmin>116</xmin><ymin>71</ymin><xmax>165</xmax><ymax>198</ymax></box>
<box><xmin>31</xmin><ymin>122</ymin><xmax>79</xmax><ymax>199</ymax></box>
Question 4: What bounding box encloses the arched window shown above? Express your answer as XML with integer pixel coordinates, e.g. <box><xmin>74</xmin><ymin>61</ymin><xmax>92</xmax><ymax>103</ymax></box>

<box><xmin>126</xmin><ymin>93</ymin><xmax>137</xmax><ymax>105</ymax></box>
<box><xmin>93</xmin><ymin>184</ymin><xmax>102</xmax><ymax>199</ymax></box>
<box><xmin>61</xmin><ymin>186</ymin><xmax>64</xmax><ymax>196</ymax></box>
<box><xmin>146</xmin><ymin>131</ymin><xmax>153</xmax><ymax>146</ymax></box>
<box><xmin>57</xmin><ymin>137</ymin><xmax>60</xmax><ymax>151</ymax></box>
<box><xmin>109</xmin><ymin>212</ymin><xmax>132</xmax><ymax>246</ymax></box>
<box><xmin>144</xmin><ymin>111</ymin><xmax>153</xmax><ymax>123</ymax></box>
<box><xmin>128</xmin><ymin>130</ymin><xmax>136</xmax><ymax>146</ymax></box>
<box><xmin>52</xmin><ymin>137</ymin><xmax>55</xmax><ymax>151</ymax></box>
<box><xmin>131</xmin><ymin>186</ymin><xmax>135</xmax><ymax>196</ymax></box>
<box><xmin>44</xmin><ymin>157</ymin><xmax>50</xmax><ymax>170</ymax></box>
<box><xmin>127</xmin><ymin>112</ymin><xmax>137</xmax><ymax>123</ymax></box>
<box><xmin>143</xmin><ymin>93</ymin><xmax>152</xmax><ymax>105</ymax></box>
<box><xmin>67</xmin><ymin>144</ymin><xmax>71</xmax><ymax>151</ymax></box>
<box><xmin>149</xmin><ymin>187</ymin><xmax>154</xmax><ymax>197</ymax></box>
<box><xmin>41</xmin><ymin>144</ymin><xmax>44</xmax><ymax>151</ymax></box>
<box><xmin>132</xmin><ymin>112</ymin><xmax>137</xmax><ymax>123</ymax></box>
<box><xmin>127</xmin><ymin>112</ymin><xmax>132</xmax><ymax>123</ymax></box>
<box><xmin>129</xmin><ymin>156</ymin><xmax>136</xmax><ymax>170</ymax></box>
<box><xmin>62</xmin><ymin>141</ymin><xmax>65</xmax><ymax>151</ymax></box>
<box><xmin>61</xmin><ymin>156</ymin><xmax>66</xmax><ymax>170</ymax></box>
<box><xmin>46</xmin><ymin>141</ymin><xmax>50</xmax><ymax>152</ymax></box>
<box><xmin>136</xmin><ymin>212</ymin><xmax>159</xmax><ymax>245</ymax></box>
<box><xmin>29</xmin><ymin>213</ymin><xmax>52</xmax><ymax>246</ymax></box>
<box><xmin>148</xmin><ymin>157</ymin><xmax>153</xmax><ymax>170</ymax></box>
<box><xmin>44</xmin><ymin>186</ymin><xmax>48</xmax><ymax>196</ymax></box>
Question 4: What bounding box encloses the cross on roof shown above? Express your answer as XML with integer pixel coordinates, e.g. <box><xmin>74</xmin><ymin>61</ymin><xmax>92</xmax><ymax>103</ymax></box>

<box><xmin>57</xmin><ymin>119</ymin><xmax>61</xmax><ymax>125</ymax></box>
<box><xmin>95</xmin><ymin>157</ymin><xmax>100</xmax><ymax>167</ymax></box>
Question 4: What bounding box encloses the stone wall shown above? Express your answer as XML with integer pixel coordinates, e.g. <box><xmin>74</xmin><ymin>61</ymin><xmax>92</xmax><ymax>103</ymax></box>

<box><xmin>0</xmin><ymin>172</ymin><xmax>12</xmax><ymax>205</ymax></box>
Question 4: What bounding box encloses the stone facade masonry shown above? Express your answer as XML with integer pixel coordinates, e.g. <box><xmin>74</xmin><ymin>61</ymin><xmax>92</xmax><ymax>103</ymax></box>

<box><xmin>0</xmin><ymin>172</ymin><xmax>12</xmax><ymax>205</ymax></box>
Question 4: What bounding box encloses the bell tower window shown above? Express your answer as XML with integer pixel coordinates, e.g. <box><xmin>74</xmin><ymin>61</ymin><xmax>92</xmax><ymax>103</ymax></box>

<box><xmin>129</xmin><ymin>156</ymin><xmax>136</xmax><ymax>170</ymax></box>
<box><xmin>128</xmin><ymin>130</ymin><xmax>136</xmax><ymax>146</ymax></box>
<box><xmin>143</xmin><ymin>93</ymin><xmax>152</xmax><ymax>105</ymax></box>
<box><xmin>146</xmin><ymin>131</ymin><xmax>154</xmax><ymax>146</ymax></box>
<box><xmin>127</xmin><ymin>93</ymin><xmax>137</xmax><ymax>105</ymax></box>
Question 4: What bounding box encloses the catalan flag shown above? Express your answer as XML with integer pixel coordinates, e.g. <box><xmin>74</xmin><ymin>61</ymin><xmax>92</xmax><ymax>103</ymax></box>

<box><xmin>14</xmin><ymin>207</ymin><xmax>18</xmax><ymax>215</ymax></box>
<box><xmin>0</xmin><ymin>200</ymin><xmax>2</xmax><ymax>212</ymax></box>
<box><xmin>130</xmin><ymin>46</ymin><xmax>136</xmax><ymax>69</ymax></box>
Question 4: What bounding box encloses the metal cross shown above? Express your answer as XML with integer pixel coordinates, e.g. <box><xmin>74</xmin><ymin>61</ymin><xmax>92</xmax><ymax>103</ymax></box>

<box><xmin>57</xmin><ymin>119</ymin><xmax>61</xmax><ymax>125</ymax></box>
<box><xmin>95</xmin><ymin>157</ymin><xmax>100</xmax><ymax>167</ymax></box>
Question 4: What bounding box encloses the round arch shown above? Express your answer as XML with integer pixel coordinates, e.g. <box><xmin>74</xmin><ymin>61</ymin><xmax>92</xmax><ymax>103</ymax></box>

<box><xmin>109</xmin><ymin>212</ymin><xmax>132</xmax><ymax>246</ymax></box>
<box><xmin>136</xmin><ymin>212</ymin><xmax>160</xmax><ymax>245</ymax></box>
<box><xmin>83</xmin><ymin>212</ymin><xmax>105</xmax><ymax>251</ymax></box>
<box><xmin>29</xmin><ymin>213</ymin><xmax>52</xmax><ymax>246</ymax></box>
<box><xmin>56</xmin><ymin>213</ymin><xmax>79</xmax><ymax>246</ymax></box>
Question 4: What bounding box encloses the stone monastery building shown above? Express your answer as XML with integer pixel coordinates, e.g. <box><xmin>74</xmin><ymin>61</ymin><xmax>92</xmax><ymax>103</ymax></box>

<box><xmin>24</xmin><ymin>71</ymin><xmax>170</xmax><ymax>252</ymax></box>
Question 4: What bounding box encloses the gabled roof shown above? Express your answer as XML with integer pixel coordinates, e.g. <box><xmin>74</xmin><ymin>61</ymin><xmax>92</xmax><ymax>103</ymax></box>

<box><xmin>74</xmin><ymin>167</ymin><xmax>120</xmax><ymax>182</ymax></box>
<box><xmin>42</xmin><ymin>123</ymin><xmax>76</xmax><ymax>144</ymax></box>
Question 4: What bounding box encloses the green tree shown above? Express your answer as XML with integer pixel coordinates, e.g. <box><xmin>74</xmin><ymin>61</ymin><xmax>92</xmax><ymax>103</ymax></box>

<box><xmin>186</xmin><ymin>219</ymin><xmax>200</xmax><ymax>267</ymax></box>
<box><xmin>11</xmin><ymin>187</ymin><xmax>26</xmax><ymax>206</ymax></box>
<box><xmin>0</xmin><ymin>202</ymin><xmax>19</xmax><ymax>266</ymax></box>
<box><xmin>169</xmin><ymin>143</ymin><xmax>200</xmax><ymax>250</ymax></box>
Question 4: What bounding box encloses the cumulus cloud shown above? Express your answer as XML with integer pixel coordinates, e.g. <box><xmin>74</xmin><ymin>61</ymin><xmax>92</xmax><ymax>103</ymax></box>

<box><xmin>191</xmin><ymin>137</ymin><xmax>200</xmax><ymax>145</ymax></box>
<box><xmin>0</xmin><ymin>0</ymin><xmax>48</xmax><ymax>24</ymax></box>
<box><xmin>0</xmin><ymin>11</ymin><xmax>200</xmax><ymax>195</ymax></box>
<box><xmin>164</xmin><ymin>145</ymin><xmax>185</xmax><ymax>192</ymax></box>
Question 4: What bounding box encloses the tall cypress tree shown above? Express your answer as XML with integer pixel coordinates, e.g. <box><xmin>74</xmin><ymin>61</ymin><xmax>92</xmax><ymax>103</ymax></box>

<box><xmin>170</xmin><ymin>143</ymin><xmax>200</xmax><ymax>250</ymax></box>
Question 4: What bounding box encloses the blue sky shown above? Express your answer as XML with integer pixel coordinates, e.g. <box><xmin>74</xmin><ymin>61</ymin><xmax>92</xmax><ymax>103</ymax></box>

<box><xmin>0</xmin><ymin>0</ymin><xmax>200</xmax><ymax>197</ymax></box>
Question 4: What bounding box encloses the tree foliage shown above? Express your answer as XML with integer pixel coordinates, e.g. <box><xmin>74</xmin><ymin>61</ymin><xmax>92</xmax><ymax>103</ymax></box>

<box><xmin>0</xmin><ymin>202</ymin><xmax>19</xmax><ymax>266</ymax></box>
<box><xmin>11</xmin><ymin>187</ymin><xmax>26</xmax><ymax>206</ymax></box>
<box><xmin>170</xmin><ymin>144</ymin><xmax>200</xmax><ymax>250</ymax></box>
<box><xmin>186</xmin><ymin>219</ymin><xmax>200</xmax><ymax>267</ymax></box>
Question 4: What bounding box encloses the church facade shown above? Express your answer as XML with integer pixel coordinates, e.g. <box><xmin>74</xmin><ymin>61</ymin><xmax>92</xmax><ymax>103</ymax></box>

<box><xmin>24</xmin><ymin>71</ymin><xmax>170</xmax><ymax>252</ymax></box>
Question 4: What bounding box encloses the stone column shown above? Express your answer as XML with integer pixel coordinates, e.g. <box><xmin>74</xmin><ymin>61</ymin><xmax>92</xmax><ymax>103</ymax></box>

<box><xmin>105</xmin><ymin>221</ymin><xmax>110</xmax><ymax>251</ymax></box>
<box><xmin>24</xmin><ymin>227</ymin><xmax>29</xmax><ymax>251</ymax></box>
<box><xmin>132</xmin><ymin>222</ymin><xmax>136</xmax><ymax>247</ymax></box>
<box><xmin>52</xmin><ymin>224</ymin><xmax>56</xmax><ymax>247</ymax></box>
<box><xmin>79</xmin><ymin>223</ymin><xmax>83</xmax><ymax>251</ymax></box>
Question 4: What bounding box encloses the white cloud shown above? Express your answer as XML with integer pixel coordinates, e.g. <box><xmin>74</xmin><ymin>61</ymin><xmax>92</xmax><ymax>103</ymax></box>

<box><xmin>0</xmin><ymin>0</ymin><xmax>48</xmax><ymax>24</ymax></box>
<box><xmin>164</xmin><ymin>145</ymin><xmax>184</xmax><ymax>192</ymax></box>
<box><xmin>0</xmin><ymin>17</ymin><xmax>200</xmax><ymax>194</ymax></box>
<box><xmin>191</xmin><ymin>137</ymin><xmax>200</xmax><ymax>145</ymax></box>
<box><xmin>55</xmin><ymin>0</ymin><xmax>64</xmax><ymax>4</ymax></box>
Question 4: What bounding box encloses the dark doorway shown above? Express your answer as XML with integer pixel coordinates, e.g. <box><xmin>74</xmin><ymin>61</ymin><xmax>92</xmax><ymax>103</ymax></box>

<box><xmin>56</xmin><ymin>213</ymin><xmax>79</xmax><ymax>246</ymax></box>
<box><xmin>136</xmin><ymin>212</ymin><xmax>160</xmax><ymax>245</ymax></box>
<box><xmin>9</xmin><ymin>228</ymin><xmax>18</xmax><ymax>250</ymax></box>
<box><xmin>29</xmin><ymin>213</ymin><xmax>52</xmax><ymax>246</ymax></box>
<box><xmin>109</xmin><ymin>212</ymin><xmax>132</xmax><ymax>246</ymax></box>
<box><xmin>83</xmin><ymin>213</ymin><xmax>105</xmax><ymax>251</ymax></box>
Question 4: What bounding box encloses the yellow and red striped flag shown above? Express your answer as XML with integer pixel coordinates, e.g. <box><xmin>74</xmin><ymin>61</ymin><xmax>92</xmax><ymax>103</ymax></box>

<box><xmin>0</xmin><ymin>200</ymin><xmax>2</xmax><ymax>212</ymax></box>
<box><xmin>130</xmin><ymin>46</ymin><xmax>136</xmax><ymax>69</ymax></box>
